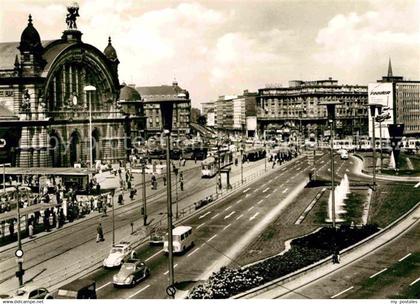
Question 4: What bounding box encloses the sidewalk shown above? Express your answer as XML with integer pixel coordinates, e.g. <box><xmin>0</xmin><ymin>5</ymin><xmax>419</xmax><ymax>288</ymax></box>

<box><xmin>0</xmin><ymin>156</ymin><xmax>278</xmax><ymax>294</ymax></box>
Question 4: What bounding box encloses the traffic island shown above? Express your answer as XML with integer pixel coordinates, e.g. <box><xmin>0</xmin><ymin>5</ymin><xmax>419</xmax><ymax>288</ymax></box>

<box><xmin>187</xmin><ymin>225</ymin><xmax>379</xmax><ymax>299</ymax></box>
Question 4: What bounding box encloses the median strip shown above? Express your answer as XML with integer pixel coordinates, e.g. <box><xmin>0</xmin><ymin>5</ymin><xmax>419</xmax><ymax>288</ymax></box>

<box><xmin>128</xmin><ymin>284</ymin><xmax>150</xmax><ymax>298</ymax></box>
<box><xmin>369</xmin><ymin>268</ymin><xmax>388</xmax><ymax>279</ymax></box>
<box><xmin>330</xmin><ymin>286</ymin><xmax>353</xmax><ymax>299</ymax></box>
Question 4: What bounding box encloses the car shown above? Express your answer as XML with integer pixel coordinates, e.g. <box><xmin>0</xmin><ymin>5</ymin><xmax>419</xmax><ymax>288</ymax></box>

<box><xmin>340</xmin><ymin>150</ymin><xmax>349</xmax><ymax>160</ymax></box>
<box><xmin>11</xmin><ymin>286</ymin><xmax>53</xmax><ymax>299</ymax></box>
<box><xmin>112</xmin><ymin>259</ymin><xmax>150</xmax><ymax>287</ymax></box>
<box><xmin>103</xmin><ymin>242</ymin><xmax>133</xmax><ymax>268</ymax></box>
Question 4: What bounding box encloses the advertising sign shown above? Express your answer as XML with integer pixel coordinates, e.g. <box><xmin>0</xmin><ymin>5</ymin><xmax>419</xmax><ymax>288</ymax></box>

<box><xmin>368</xmin><ymin>83</ymin><xmax>394</xmax><ymax>138</ymax></box>
<box><xmin>246</xmin><ymin>116</ymin><xmax>257</xmax><ymax>131</ymax></box>
<box><xmin>207</xmin><ymin>112</ymin><xmax>215</xmax><ymax>127</ymax></box>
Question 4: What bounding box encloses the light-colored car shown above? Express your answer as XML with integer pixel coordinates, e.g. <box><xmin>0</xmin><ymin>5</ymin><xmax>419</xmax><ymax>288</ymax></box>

<box><xmin>113</xmin><ymin>259</ymin><xmax>150</xmax><ymax>287</ymax></box>
<box><xmin>11</xmin><ymin>286</ymin><xmax>53</xmax><ymax>299</ymax></box>
<box><xmin>103</xmin><ymin>242</ymin><xmax>133</xmax><ymax>268</ymax></box>
<box><xmin>340</xmin><ymin>150</ymin><xmax>349</xmax><ymax>160</ymax></box>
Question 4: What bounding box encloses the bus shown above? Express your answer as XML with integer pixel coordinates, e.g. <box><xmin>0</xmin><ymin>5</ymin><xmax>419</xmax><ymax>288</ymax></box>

<box><xmin>163</xmin><ymin>226</ymin><xmax>194</xmax><ymax>254</ymax></box>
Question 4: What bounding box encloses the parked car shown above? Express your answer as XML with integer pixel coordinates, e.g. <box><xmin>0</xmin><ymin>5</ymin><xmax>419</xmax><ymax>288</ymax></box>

<box><xmin>12</xmin><ymin>286</ymin><xmax>53</xmax><ymax>299</ymax></box>
<box><xmin>113</xmin><ymin>259</ymin><xmax>150</xmax><ymax>287</ymax></box>
<box><xmin>103</xmin><ymin>242</ymin><xmax>133</xmax><ymax>268</ymax></box>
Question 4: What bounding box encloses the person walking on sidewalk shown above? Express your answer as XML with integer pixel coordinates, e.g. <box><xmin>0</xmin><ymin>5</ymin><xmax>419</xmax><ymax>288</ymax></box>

<box><xmin>96</xmin><ymin>223</ymin><xmax>104</xmax><ymax>242</ymax></box>
<box><xmin>118</xmin><ymin>192</ymin><xmax>124</xmax><ymax>205</ymax></box>
<box><xmin>28</xmin><ymin>222</ymin><xmax>34</xmax><ymax>239</ymax></box>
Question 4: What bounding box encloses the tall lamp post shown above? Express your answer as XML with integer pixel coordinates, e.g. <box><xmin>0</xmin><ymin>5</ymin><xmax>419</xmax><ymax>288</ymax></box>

<box><xmin>239</xmin><ymin>145</ymin><xmax>244</xmax><ymax>184</ymax></box>
<box><xmin>321</xmin><ymin>100</ymin><xmax>341</xmax><ymax>229</ymax></box>
<box><xmin>84</xmin><ymin>85</ymin><xmax>96</xmax><ymax>169</ymax></box>
<box><xmin>139</xmin><ymin>156</ymin><xmax>147</xmax><ymax>226</ymax></box>
<box><xmin>15</xmin><ymin>186</ymin><xmax>24</xmax><ymax>287</ymax></box>
<box><xmin>368</xmin><ymin>104</ymin><xmax>383</xmax><ymax>191</ymax></box>
<box><xmin>160</xmin><ymin>99</ymin><xmax>180</xmax><ymax>296</ymax></box>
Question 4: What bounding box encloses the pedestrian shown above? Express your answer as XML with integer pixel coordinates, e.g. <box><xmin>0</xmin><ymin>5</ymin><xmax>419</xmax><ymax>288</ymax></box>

<box><xmin>127</xmin><ymin>180</ymin><xmax>132</xmax><ymax>190</ymax></box>
<box><xmin>28</xmin><ymin>222</ymin><xmax>34</xmax><ymax>239</ymax></box>
<box><xmin>118</xmin><ymin>192</ymin><xmax>124</xmax><ymax>205</ymax></box>
<box><xmin>129</xmin><ymin>189</ymin><xmax>137</xmax><ymax>200</ymax></box>
<box><xmin>8</xmin><ymin>219</ymin><xmax>14</xmax><ymax>240</ymax></box>
<box><xmin>96</xmin><ymin>223</ymin><xmax>104</xmax><ymax>242</ymax></box>
<box><xmin>163</xmin><ymin>175</ymin><xmax>166</xmax><ymax>186</ymax></box>
<box><xmin>180</xmin><ymin>180</ymin><xmax>184</xmax><ymax>191</ymax></box>
<box><xmin>103</xmin><ymin>203</ymin><xmax>107</xmax><ymax>216</ymax></box>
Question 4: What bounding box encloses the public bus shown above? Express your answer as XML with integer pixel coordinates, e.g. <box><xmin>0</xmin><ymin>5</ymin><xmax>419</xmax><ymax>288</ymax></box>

<box><xmin>243</xmin><ymin>147</ymin><xmax>266</xmax><ymax>162</ymax></box>
<box><xmin>163</xmin><ymin>226</ymin><xmax>194</xmax><ymax>254</ymax></box>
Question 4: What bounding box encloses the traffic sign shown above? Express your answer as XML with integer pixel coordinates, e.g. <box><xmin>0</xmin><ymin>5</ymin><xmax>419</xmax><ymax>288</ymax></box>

<box><xmin>166</xmin><ymin>285</ymin><xmax>176</xmax><ymax>297</ymax></box>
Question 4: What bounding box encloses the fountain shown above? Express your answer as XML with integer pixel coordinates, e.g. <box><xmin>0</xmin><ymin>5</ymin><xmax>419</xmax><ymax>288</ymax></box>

<box><xmin>388</xmin><ymin>151</ymin><xmax>396</xmax><ymax>170</ymax></box>
<box><xmin>326</xmin><ymin>174</ymin><xmax>350</xmax><ymax>223</ymax></box>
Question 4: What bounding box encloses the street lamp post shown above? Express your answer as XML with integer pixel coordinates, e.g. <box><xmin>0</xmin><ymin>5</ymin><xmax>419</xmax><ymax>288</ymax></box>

<box><xmin>84</xmin><ymin>85</ymin><xmax>96</xmax><ymax>169</ymax></box>
<box><xmin>321</xmin><ymin>101</ymin><xmax>341</xmax><ymax>229</ymax></box>
<box><xmin>111</xmin><ymin>190</ymin><xmax>115</xmax><ymax>246</ymax></box>
<box><xmin>240</xmin><ymin>146</ymin><xmax>244</xmax><ymax>184</ymax></box>
<box><xmin>368</xmin><ymin>104</ymin><xmax>383</xmax><ymax>191</ymax></box>
<box><xmin>160</xmin><ymin>101</ymin><xmax>178</xmax><ymax>296</ymax></box>
<box><xmin>140</xmin><ymin>156</ymin><xmax>147</xmax><ymax>226</ymax></box>
<box><xmin>16</xmin><ymin>188</ymin><xmax>23</xmax><ymax>287</ymax></box>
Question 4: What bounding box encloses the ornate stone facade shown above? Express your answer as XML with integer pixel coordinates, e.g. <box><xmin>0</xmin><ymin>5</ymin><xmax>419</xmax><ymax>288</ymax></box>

<box><xmin>0</xmin><ymin>12</ymin><xmax>129</xmax><ymax>167</ymax></box>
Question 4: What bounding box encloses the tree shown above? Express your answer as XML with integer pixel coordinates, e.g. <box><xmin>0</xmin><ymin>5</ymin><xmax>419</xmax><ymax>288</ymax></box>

<box><xmin>198</xmin><ymin>115</ymin><xmax>207</xmax><ymax>126</ymax></box>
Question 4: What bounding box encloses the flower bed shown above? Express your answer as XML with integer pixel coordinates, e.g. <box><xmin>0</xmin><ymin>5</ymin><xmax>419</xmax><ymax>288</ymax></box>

<box><xmin>188</xmin><ymin>224</ymin><xmax>379</xmax><ymax>299</ymax></box>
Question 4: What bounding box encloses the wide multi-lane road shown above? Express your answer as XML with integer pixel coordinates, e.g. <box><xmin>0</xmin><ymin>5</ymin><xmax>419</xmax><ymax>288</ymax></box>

<box><xmin>83</xmin><ymin>154</ymin><xmax>333</xmax><ymax>299</ymax></box>
<box><xmin>0</xmin><ymin>157</ymin><xmax>273</xmax><ymax>292</ymax></box>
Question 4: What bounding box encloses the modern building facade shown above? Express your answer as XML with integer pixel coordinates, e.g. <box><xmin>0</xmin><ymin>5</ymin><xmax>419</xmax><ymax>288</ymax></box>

<box><xmin>136</xmin><ymin>80</ymin><xmax>191</xmax><ymax>139</ymax></box>
<box><xmin>0</xmin><ymin>11</ymin><xmax>129</xmax><ymax>167</ymax></box>
<box><xmin>256</xmin><ymin>78</ymin><xmax>368</xmax><ymax>139</ymax></box>
<box><xmin>374</xmin><ymin>59</ymin><xmax>420</xmax><ymax>137</ymax></box>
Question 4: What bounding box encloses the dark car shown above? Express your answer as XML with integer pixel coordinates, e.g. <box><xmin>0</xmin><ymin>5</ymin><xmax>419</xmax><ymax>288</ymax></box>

<box><xmin>112</xmin><ymin>259</ymin><xmax>150</xmax><ymax>287</ymax></box>
<box><xmin>56</xmin><ymin>279</ymin><xmax>96</xmax><ymax>299</ymax></box>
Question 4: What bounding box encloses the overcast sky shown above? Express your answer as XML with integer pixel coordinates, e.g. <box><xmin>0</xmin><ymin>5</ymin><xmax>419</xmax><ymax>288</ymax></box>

<box><xmin>1</xmin><ymin>0</ymin><xmax>419</xmax><ymax>108</ymax></box>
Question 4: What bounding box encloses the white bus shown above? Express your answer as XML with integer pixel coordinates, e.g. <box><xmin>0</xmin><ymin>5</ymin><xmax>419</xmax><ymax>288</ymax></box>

<box><xmin>163</xmin><ymin>226</ymin><xmax>194</xmax><ymax>254</ymax></box>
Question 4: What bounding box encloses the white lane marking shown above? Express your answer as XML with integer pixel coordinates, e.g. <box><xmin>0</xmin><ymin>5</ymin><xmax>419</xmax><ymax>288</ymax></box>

<box><xmin>249</xmin><ymin>212</ymin><xmax>259</xmax><ymax>221</ymax></box>
<box><xmin>163</xmin><ymin>264</ymin><xmax>178</xmax><ymax>275</ymax></box>
<box><xmin>236</xmin><ymin>214</ymin><xmax>243</xmax><ymax>220</ymax></box>
<box><xmin>224</xmin><ymin>211</ymin><xmax>236</xmax><ymax>219</ymax></box>
<box><xmin>235</xmin><ymin>199</ymin><xmax>243</xmax><ymax>204</ymax></box>
<box><xmin>265</xmin><ymin>193</ymin><xmax>271</xmax><ymax>198</ymax></box>
<box><xmin>211</xmin><ymin>213</ymin><xmax>220</xmax><ymax>219</ymax></box>
<box><xmin>223</xmin><ymin>224</ymin><xmax>232</xmax><ymax>230</ymax></box>
<box><xmin>257</xmin><ymin>199</ymin><xmax>264</xmax><ymax>205</ymax></box>
<box><xmin>245</xmin><ymin>194</ymin><xmax>250</xmax><ymax>198</ymax></box>
<box><xmin>97</xmin><ymin>282</ymin><xmax>111</xmax><ymax>291</ymax></box>
<box><xmin>330</xmin><ymin>286</ymin><xmax>354</xmax><ymax>299</ymax></box>
<box><xmin>370</xmin><ymin>268</ymin><xmax>388</xmax><ymax>279</ymax></box>
<box><xmin>199</xmin><ymin>211</ymin><xmax>211</xmax><ymax>219</ymax></box>
<box><xmin>296</xmin><ymin>167</ymin><xmax>301</xmax><ymax>171</ymax></box>
<box><xmin>410</xmin><ymin>277</ymin><xmax>420</xmax><ymax>286</ymax></box>
<box><xmin>345</xmin><ymin>169</ymin><xmax>349</xmax><ymax>172</ymax></box>
<box><xmin>253</xmin><ymin>188</ymin><xmax>259</xmax><ymax>193</ymax></box>
<box><xmin>399</xmin><ymin>253</ymin><xmax>412</xmax><ymax>262</ymax></box>
<box><xmin>145</xmin><ymin>249</ymin><xmax>164</xmax><ymax>262</ymax></box>
<box><xmin>262</xmin><ymin>187</ymin><xmax>270</xmax><ymax>193</ymax></box>
<box><xmin>225</xmin><ymin>206</ymin><xmax>232</xmax><ymax>211</ymax></box>
<box><xmin>273</xmin><ymin>188</ymin><xmax>278</xmax><ymax>193</ymax></box>
<box><xmin>128</xmin><ymin>284</ymin><xmax>151</xmax><ymax>299</ymax></box>
<box><xmin>282</xmin><ymin>188</ymin><xmax>288</xmax><ymax>193</ymax></box>
<box><xmin>196</xmin><ymin>223</ymin><xmax>205</xmax><ymax>229</ymax></box>
<box><xmin>187</xmin><ymin>248</ymin><xmax>199</xmax><ymax>257</ymax></box>
<box><xmin>243</xmin><ymin>187</ymin><xmax>251</xmax><ymax>193</ymax></box>
<box><xmin>207</xmin><ymin>234</ymin><xmax>217</xmax><ymax>242</ymax></box>
<box><xmin>282</xmin><ymin>167</ymin><xmax>287</xmax><ymax>171</ymax></box>
<box><xmin>248</xmin><ymin>206</ymin><xmax>254</xmax><ymax>211</ymax></box>
<box><xmin>415</xmin><ymin>182</ymin><xmax>420</xmax><ymax>188</ymax></box>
